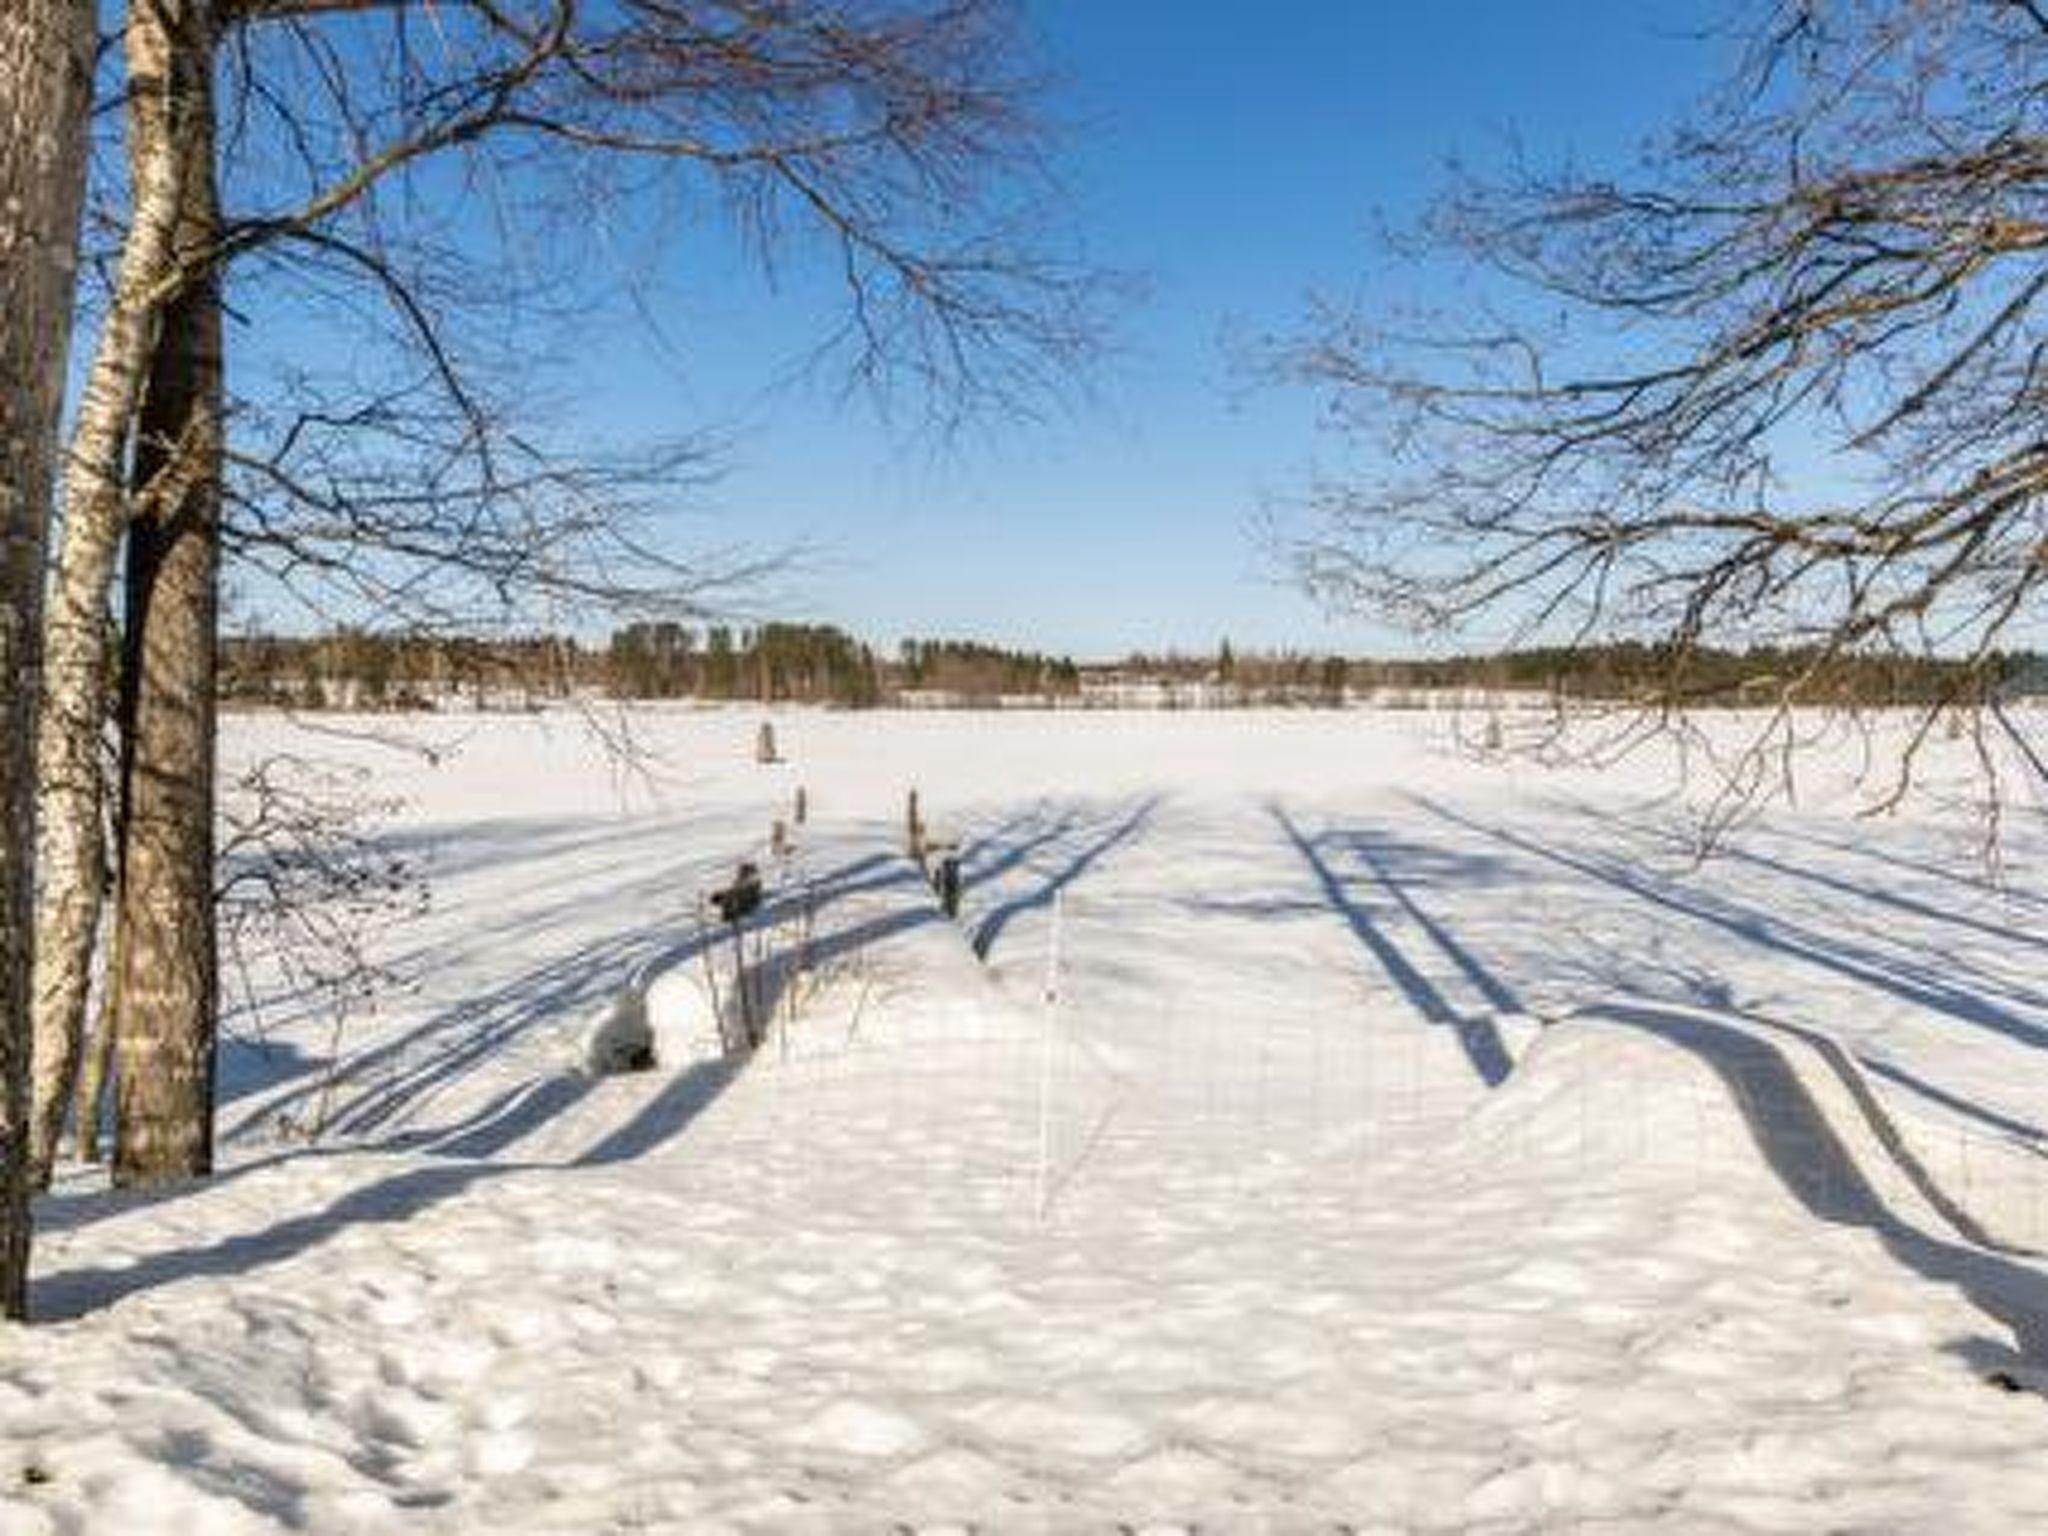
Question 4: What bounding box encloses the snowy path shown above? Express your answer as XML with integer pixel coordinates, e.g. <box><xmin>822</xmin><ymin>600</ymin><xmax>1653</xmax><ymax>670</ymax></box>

<box><xmin>7</xmin><ymin>710</ymin><xmax>2048</xmax><ymax>1531</ymax></box>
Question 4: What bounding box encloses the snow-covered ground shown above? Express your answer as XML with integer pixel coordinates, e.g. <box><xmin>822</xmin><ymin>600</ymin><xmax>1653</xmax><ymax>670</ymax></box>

<box><xmin>6</xmin><ymin>706</ymin><xmax>2048</xmax><ymax>1532</ymax></box>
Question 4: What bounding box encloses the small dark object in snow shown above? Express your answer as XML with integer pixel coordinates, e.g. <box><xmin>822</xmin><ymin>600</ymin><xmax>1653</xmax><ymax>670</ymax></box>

<box><xmin>934</xmin><ymin>851</ymin><xmax>962</xmax><ymax>918</ymax></box>
<box><xmin>906</xmin><ymin>787</ymin><xmax>926</xmax><ymax>865</ymax></box>
<box><xmin>22</xmin><ymin>1464</ymin><xmax>52</xmax><ymax>1487</ymax></box>
<box><xmin>711</xmin><ymin>861</ymin><xmax>763</xmax><ymax>924</ymax></box>
<box><xmin>1986</xmin><ymin>1369</ymin><xmax>2024</xmax><ymax>1393</ymax></box>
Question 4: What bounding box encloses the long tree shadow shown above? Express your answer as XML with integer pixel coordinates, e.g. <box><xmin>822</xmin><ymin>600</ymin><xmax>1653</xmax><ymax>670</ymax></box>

<box><xmin>426</xmin><ymin>1073</ymin><xmax>605</xmax><ymax>1160</ymax></box>
<box><xmin>1578</xmin><ymin>1004</ymin><xmax>2048</xmax><ymax>1364</ymax></box>
<box><xmin>45</xmin><ymin>1021</ymin><xmax>721</xmax><ymax>1247</ymax></box>
<box><xmin>1857</xmin><ymin>1056</ymin><xmax>2048</xmax><ymax>1147</ymax></box>
<box><xmin>1339</xmin><ymin>830</ymin><xmax>1522</xmax><ymax>1016</ymax></box>
<box><xmin>35</xmin><ymin>1160</ymin><xmax>534</xmax><ymax>1321</ymax></box>
<box><xmin>1269</xmin><ymin>803</ymin><xmax>1511</xmax><ymax>1086</ymax></box>
<box><xmin>41</xmin><ymin>911</ymin><xmax>834</xmax><ymax>1272</ymax></box>
<box><xmin>230</xmin><ymin>848</ymin><xmax>903</xmax><ymax>1146</ymax></box>
<box><xmin>366</xmin><ymin>814</ymin><xmax>711</xmax><ymax>888</ymax></box>
<box><xmin>1772</xmin><ymin>824</ymin><xmax>2048</xmax><ymax>915</ymax></box>
<box><xmin>575</xmin><ymin>1060</ymin><xmax>739</xmax><ymax>1166</ymax></box>
<box><xmin>41</xmin><ymin>1065</ymin><xmax>619</xmax><ymax>1241</ymax></box>
<box><xmin>970</xmin><ymin>794</ymin><xmax>1165</xmax><ymax>960</ymax></box>
<box><xmin>226</xmin><ymin>923</ymin><xmax>668</xmax><ymax>1145</ymax></box>
<box><xmin>1555</xmin><ymin>944</ymin><xmax>2048</xmax><ymax>1154</ymax></box>
<box><xmin>37</xmin><ymin>838</ymin><xmax>985</xmax><ymax>1315</ymax></box>
<box><xmin>224</xmin><ymin>815</ymin><xmax>734</xmax><ymax>1042</ymax></box>
<box><xmin>1724</xmin><ymin>841</ymin><xmax>2048</xmax><ymax>961</ymax></box>
<box><xmin>957</xmin><ymin>803</ymin><xmax>1090</xmax><ymax>889</ymax></box>
<box><xmin>1555</xmin><ymin>797</ymin><xmax>2048</xmax><ymax>964</ymax></box>
<box><xmin>217</xmin><ymin>1037</ymin><xmax>324</xmax><ymax>1107</ymax></box>
<box><xmin>1411</xmin><ymin>794</ymin><xmax>2048</xmax><ymax>1055</ymax></box>
<box><xmin>1365</xmin><ymin>820</ymin><xmax>2048</xmax><ymax>1242</ymax></box>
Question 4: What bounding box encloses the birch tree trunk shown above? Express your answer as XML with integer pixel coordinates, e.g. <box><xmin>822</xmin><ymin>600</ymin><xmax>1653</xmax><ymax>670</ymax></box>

<box><xmin>0</xmin><ymin>0</ymin><xmax>94</xmax><ymax>1316</ymax></box>
<box><xmin>30</xmin><ymin>0</ymin><xmax>209</xmax><ymax>1182</ymax></box>
<box><xmin>112</xmin><ymin>0</ymin><xmax>224</xmax><ymax>1186</ymax></box>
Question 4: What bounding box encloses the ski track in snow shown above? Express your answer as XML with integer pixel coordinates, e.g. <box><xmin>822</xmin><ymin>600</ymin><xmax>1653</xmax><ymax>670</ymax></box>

<box><xmin>6</xmin><ymin>707</ymin><xmax>2048</xmax><ymax>1532</ymax></box>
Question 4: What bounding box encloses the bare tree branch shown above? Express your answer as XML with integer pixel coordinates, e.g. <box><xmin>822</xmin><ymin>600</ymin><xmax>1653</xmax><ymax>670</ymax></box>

<box><xmin>1276</xmin><ymin>0</ymin><xmax>2048</xmax><ymax>828</ymax></box>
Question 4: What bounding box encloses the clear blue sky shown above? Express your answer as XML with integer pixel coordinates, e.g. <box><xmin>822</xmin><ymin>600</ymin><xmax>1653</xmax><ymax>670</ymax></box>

<box><xmin>244</xmin><ymin>0</ymin><xmax>1727</xmax><ymax>658</ymax></box>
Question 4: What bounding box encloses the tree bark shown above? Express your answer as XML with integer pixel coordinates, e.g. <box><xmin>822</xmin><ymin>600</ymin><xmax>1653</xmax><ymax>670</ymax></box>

<box><xmin>0</xmin><ymin>0</ymin><xmax>94</xmax><ymax>1315</ymax></box>
<box><xmin>112</xmin><ymin>0</ymin><xmax>224</xmax><ymax>1187</ymax></box>
<box><xmin>30</xmin><ymin>0</ymin><xmax>212</xmax><ymax>1183</ymax></box>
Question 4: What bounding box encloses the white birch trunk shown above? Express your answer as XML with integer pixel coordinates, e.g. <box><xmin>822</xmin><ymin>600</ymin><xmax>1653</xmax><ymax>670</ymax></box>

<box><xmin>29</xmin><ymin>0</ymin><xmax>207</xmax><ymax>1181</ymax></box>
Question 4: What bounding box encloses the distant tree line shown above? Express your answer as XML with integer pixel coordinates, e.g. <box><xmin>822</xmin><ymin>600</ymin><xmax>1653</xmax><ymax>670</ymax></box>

<box><xmin>1121</xmin><ymin>641</ymin><xmax>2046</xmax><ymax>709</ymax></box>
<box><xmin>609</xmin><ymin>623</ymin><xmax>884</xmax><ymax>706</ymax></box>
<box><xmin>221</xmin><ymin>623</ymin><xmax>1063</xmax><ymax>709</ymax></box>
<box><xmin>1123</xmin><ymin>646</ymin><xmax>1350</xmax><ymax>705</ymax></box>
<box><xmin>218</xmin><ymin>626</ymin><xmax>2045</xmax><ymax>713</ymax></box>
<box><xmin>222</xmin><ymin>630</ymin><xmax>587</xmax><ymax>711</ymax></box>
<box><xmin>1370</xmin><ymin>644</ymin><xmax>2047</xmax><ymax>708</ymax></box>
<box><xmin>898</xmin><ymin>638</ymin><xmax>1080</xmax><ymax>699</ymax></box>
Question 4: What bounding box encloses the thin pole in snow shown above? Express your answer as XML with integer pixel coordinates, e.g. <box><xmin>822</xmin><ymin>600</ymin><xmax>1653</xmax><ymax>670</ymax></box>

<box><xmin>1034</xmin><ymin>890</ymin><xmax>1064</xmax><ymax>1222</ymax></box>
<box><xmin>697</xmin><ymin>896</ymin><xmax>728</xmax><ymax>1052</ymax></box>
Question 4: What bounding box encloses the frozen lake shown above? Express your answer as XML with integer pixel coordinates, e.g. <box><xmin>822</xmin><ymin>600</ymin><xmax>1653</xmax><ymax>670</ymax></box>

<box><xmin>8</xmin><ymin>705</ymin><xmax>2047</xmax><ymax>1531</ymax></box>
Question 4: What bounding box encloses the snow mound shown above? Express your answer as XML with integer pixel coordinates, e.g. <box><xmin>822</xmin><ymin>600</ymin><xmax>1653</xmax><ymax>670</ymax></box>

<box><xmin>583</xmin><ymin>964</ymin><xmax>724</xmax><ymax>1075</ymax></box>
<box><xmin>1466</xmin><ymin>1003</ymin><xmax>2047</xmax><ymax>1258</ymax></box>
<box><xmin>584</xmin><ymin>848</ymin><xmax>1032</xmax><ymax>1079</ymax></box>
<box><xmin>583</xmin><ymin>979</ymin><xmax>656</xmax><ymax>1073</ymax></box>
<box><xmin>643</xmin><ymin>961</ymin><xmax>725</xmax><ymax>1061</ymax></box>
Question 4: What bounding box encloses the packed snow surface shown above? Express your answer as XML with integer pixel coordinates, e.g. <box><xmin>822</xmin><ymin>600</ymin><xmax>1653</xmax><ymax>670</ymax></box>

<box><xmin>7</xmin><ymin>706</ymin><xmax>2048</xmax><ymax>1532</ymax></box>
